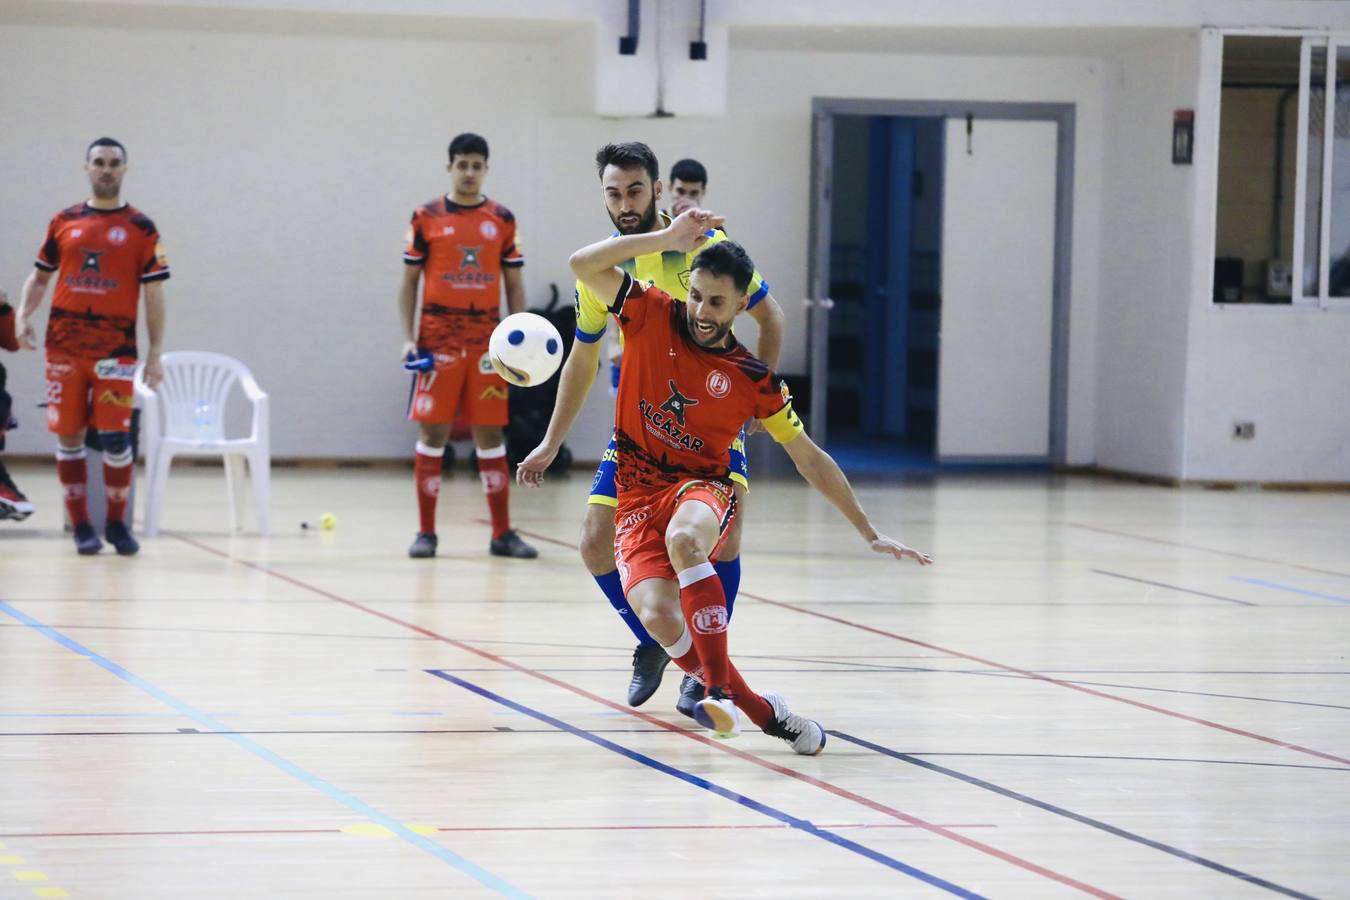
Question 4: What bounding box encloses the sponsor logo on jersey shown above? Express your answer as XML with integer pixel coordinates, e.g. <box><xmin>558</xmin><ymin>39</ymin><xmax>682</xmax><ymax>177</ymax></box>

<box><xmin>692</xmin><ymin>605</ymin><xmax>729</xmax><ymax>635</ymax></box>
<box><xmin>94</xmin><ymin>359</ymin><xmax>137</xmax><ymax>380</ymax></box>
<box><xmin>706</xmin><ymin>370</ymin><xmax>730</xmax><ymax>399</ymax></box>
<box><xmin>97</xmin><ymin>389</ymin><xmax>135</xmax><ymax>408</ymax></box>
<box><xmin>459</xmin><ymin>245</ymin><xmax>483</xmax><ymax>269</ymax></box>
<box><xmin>479</xmin><ymin>220</ymin><xmax>498</xmax><ymax>239</ymax></box>
<box><xmin>80</xmin><ymin>249</ymin><xmax>105</xmax><ymax>273</ymax></box>
<box><xmin>479</xmin><ymin>385</ymin><xmax>508</xmax><ymax>401</ymax></box>
<box><xmin>637</xmin><ymin>394</ymin><xmax>706</xmax><ymax>454</ymax></box>
<box><xmin>107</xmin><ymin>226</ymin><xmax>128</xmax><ymax>246</ymax></box>
<box><xmin>442</xmin><ymin>226</ymin><xmax>455</xmax><ymax>236</ymax></box>
<box><xmin>659</xmin><ymin>380</ymin><xmax>698</xmax><ymax>427</ymax></box>
<box><xmin>46</xmin><ymin>361</ymin><xmax>75</xmax><ymax>379</ymax></box>
<box><xmin>478</xmin><ymin>351</ymin><xmax>496</xmax><ymax>375</ymax></box>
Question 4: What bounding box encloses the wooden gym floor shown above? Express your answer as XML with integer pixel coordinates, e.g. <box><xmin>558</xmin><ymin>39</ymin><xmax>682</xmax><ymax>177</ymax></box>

<box><xmin>0</xmin><ymin>460</ymin><xmax>1347</xmax><ymax>899</ymax></box>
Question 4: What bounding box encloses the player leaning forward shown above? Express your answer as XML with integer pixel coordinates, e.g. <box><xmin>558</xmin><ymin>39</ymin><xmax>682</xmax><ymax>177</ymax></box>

<box><xmin>520</xmin><ymin>210</ymin><xmax>932</xmax><ymax>752</ymax></box>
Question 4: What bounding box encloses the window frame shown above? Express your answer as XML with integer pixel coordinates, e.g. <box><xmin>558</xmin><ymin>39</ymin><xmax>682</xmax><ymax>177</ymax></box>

<box><xmin>1208</xmin><ymin>28</ymin><xmax>1350</xmax><ymax>312</ymax></box>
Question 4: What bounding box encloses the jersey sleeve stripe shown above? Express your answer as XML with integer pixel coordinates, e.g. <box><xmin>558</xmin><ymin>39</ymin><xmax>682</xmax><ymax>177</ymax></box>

<box><xmin>403</xmin><ymin>253</ymin><xmax>425</xmax><ymax>265</ymax></box>
<box><xmin>608</xmin><ymin>272</ymin><xmax>635</xmax><ymax>315</ymax></box>
<box><xmin>747</xmin><ymin>280</ymin><xmax>770</xmax><ymax>307</ymax></box>
<box><xmin>574</xmin><ymin>326</ymin><xmax>606</xmax><ymax>343</ymax></box>
<box><xmin>140</xmin><ymin>269</ymin><xmax>171</xmax><ymax>283</ymax></box>
<box><xmin>34</xmin><ymin>259</ymin><xmax>57</xmax><ymax>272</ymax></box>
<box><xmin>502</xmin><ymin>258</ymin><xmax>525</xmax><ymax>268</ymax></box>
<box><xmin>761</xmin><ymin>401</ymin><xmax>804</xmax><ymax>444</ymax></box>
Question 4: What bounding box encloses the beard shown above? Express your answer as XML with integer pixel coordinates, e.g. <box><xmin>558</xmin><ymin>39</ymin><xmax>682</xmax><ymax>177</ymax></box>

<box><xmin>687</xmin><ymin>310</ymin><xmax>734</xmax><ymax>348</ymax></box>
<box><xmin>610</xmin><ymin>197</ymin><xmax>658</xmax><ymax>235</ymax></box>
<box><xmin>91</xmin><ymin>178</ymin><xmax>120</xmax><ymax>199</ymax></box>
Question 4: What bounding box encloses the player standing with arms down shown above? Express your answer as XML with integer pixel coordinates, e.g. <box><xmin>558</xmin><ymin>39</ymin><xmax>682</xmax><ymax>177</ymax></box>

<box><xmin>522</xmin><ymin>210</ymin><xmax>932</xmax><ymax>753</ymax></box>
<box><xmin>0</xmin><ymin>289</ymin><xmax>35</xmax><ymax>521</ymax></box>
<box><xmin>398</xmin><ymin>132</ymin><xmax>537</xmax><ymax>560</ymax></box>
<box><xmin>518</xmin><ymin>143</ymin><xmax>785</xmax><ymax>713</ymax></box>
<box><xmin>15</xmin><ymin>137</ymin><xmax>168</xmax><ymax>555</ymax></box>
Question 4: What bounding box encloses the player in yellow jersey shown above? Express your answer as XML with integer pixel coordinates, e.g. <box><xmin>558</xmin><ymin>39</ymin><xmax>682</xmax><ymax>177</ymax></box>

<box><xmin>518</xmin><ymin>143</ymin><xmax>785</xmax><ymax>716</ymax></box>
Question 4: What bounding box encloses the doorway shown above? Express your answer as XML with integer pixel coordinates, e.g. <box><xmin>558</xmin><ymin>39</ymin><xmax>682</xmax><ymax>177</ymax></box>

<box><xmin>808</xmin><ymin>100</ymin><xmax>1075</xmax><ymax>470</ymax></box>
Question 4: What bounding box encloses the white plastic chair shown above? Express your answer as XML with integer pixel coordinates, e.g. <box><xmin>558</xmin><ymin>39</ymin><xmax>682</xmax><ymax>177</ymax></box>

<box><xmin>134</xmin><ymin>351</ymin><xmax>270</xmax><ymax>536</ymax></box>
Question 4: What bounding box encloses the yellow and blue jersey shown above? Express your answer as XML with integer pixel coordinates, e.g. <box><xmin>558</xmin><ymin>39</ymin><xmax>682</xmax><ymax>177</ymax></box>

<box><xmin>573</xmin><ymin>214</ymin><xmax>770</xmax><ymax>345</ymax></box>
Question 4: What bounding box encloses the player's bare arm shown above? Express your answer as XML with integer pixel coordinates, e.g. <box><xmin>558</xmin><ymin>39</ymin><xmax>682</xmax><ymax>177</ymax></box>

<box><xmin>502</xmin><ymin>265</ymin><xmax>526</xmax><ymax>316</ymax></box>
<box><xmin>779</xmin><ymin>430</ymin><xmax>933</xmax><ymax>565</ymax></box>
<box><xmin>142</xmin><ymin>280</ymin><xmax>167</xmax><ymax>389</ymax></box>
<box><xmin>568</xmin><ymin>208</ymin><xmax>725</xmax><ymax>300</ymax></box>
<box><xmin>15</xmin><ymin>268</ymin><xmax>53</xmax><ymax>350</ymax></box>
<box><xmin>516</xmin><ymin>337</ymin><xmax>603</xmax><ymax>485</ymax></box>
<box><xmin>397</xmin><ymin>263</ymin><xmax>421</xmax><ymax>360</ymax></box>
<box><xmin>747</xmin><ymin>292</ymin><xmax>785</xmax><ymax>371</ymax></box>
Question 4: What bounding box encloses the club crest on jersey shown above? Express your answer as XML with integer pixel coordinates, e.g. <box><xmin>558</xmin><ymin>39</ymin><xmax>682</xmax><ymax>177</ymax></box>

<box><xmin>706</xmin><ymin>370</ymin><xmax>730</xmax><ymax>399</ymax></box>
<box><xmin>659</xmin><ymin>380</ymin><xmax>698</xmax><ymax>427</ymax></box>
<box><xmin>107</xmin><ymin>226</ymin><xmax>127</xmax><ymax>246</ymax></box>
<box><xmin>692</xmin><ymin>605</ymin><xmax>729</xmax><ymax>635</ymax></box>
<box><xmin>479</xmin><ymin>220</ymin><xmax>498</xmax><ymax>239</ymax></box>
<box><xmin>80</xmin><ymin>249</ymin><xmax>105</xmax><ymax>273</ymax></box>
<box><xmin>459</xmin><ymin>245</ymin><xmax>483</xmax><ymax>269</ymax></box>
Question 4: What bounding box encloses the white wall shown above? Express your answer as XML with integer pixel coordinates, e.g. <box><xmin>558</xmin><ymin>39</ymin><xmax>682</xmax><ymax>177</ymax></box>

<box><xmin>1094</xmin><ymin>32</ymin><xmax>1204</xmax><ymax>479</ymax></box>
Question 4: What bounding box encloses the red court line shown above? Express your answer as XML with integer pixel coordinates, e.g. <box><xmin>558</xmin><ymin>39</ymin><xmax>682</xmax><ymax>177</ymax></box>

<box><xmin>504</xmin><ymin>523</ymin><xmax>1350</xmax><ymax>767</ymax></box>
<box><xmin>2</xmin><ymin>822</ymin><xmax>996</xmax><ymax>839</ymax></box>
<box><xmin>170</xmin><ymin>533</ymin><xmax>1119</xmax><ymax>899</ymax></box>
<box><xmin>737</xmin><ymin>590</ymin><xmax>1350</xmax><ymax>767</ymax></box>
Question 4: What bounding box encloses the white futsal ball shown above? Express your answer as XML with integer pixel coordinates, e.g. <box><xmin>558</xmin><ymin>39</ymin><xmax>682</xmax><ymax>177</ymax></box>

<box><xmin>489</xmin><ymin>312</ymin><xmax>564</xmax><ymax>387</ymax></box>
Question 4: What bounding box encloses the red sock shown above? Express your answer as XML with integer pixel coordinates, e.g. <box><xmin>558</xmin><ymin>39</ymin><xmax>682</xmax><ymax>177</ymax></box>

<box><xmin>676</xmin><ymin>563</ymin><xmax>772</xmax><ymax>728</ymax></box>
<box><xmin>56</xmin><ymin>448</ymin><xmax>90</xmax><ymax>527</ymax></box>
<box><xmin>664</xmin><ymin>624</ymin><xmax>772</xmax><ymax>730</ymax></box>
<box><xmin>477</xmin><ymin>446</ymin><xmax>511</xmax><ymax>539</ymax></box>
<box><xmin>104</xmin><ymin>459</ymin><xmax>133</xmax><ymax>525</ymax></box>
<box><xmin>414</xmin><ymin>443</ymin><xmax>442</xmax><ymax>534</ymax></box>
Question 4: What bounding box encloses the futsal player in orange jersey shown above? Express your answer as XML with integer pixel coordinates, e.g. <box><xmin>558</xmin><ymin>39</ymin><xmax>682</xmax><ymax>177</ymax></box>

<box><xmin>398</xmin><ymin>132</ymin><xmax>537</xmax><ymax>560</ymax></box>
<box><xmin>521</xmin><ymin>209</ymin><xmax>932</xmax><ymax>753</ymax></box>
<box><xmin>15</xmin><ymin>137</ymin><xmax>169</xmax><ymax>556</ymax></box>
<box><xmin>0</xmin><ymin>289</ymin><xmax>35</xmax><ymax>521</ymax></box>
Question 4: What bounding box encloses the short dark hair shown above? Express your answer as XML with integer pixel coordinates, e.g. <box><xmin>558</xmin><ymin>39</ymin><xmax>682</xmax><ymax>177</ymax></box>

<box><xmin>595</xmin><ymin>142</ymin><xmax>659</xmax><ymax>182</ymax></box>
<box><xmin>448</xmin><ymin>133</ymin><xmax>489</xmax><ymax>162</ymax></box>
<box><xmin>669</xmin><ymin>158</ymin><xmax>707</xmax><ymax>185</ymax></box>
<box><xmin>691</xmin><ymin>240</ymin><xmax>754</xmax><ymax>296</ymax></box>
<box><xmin>87</xmin><ymin>137</ymin><xmax>127</xmax><ymax>162</ymax></box>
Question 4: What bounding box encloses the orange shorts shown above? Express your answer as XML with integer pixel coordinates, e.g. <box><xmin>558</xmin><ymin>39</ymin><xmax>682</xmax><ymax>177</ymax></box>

<box><xmin>44</xmin><ymin>352</ymin><xmax>136</xmax><ymax>434</ymax></box>
<box><xmin>615</xmin><ymin>478</ymin><xmax>738</xmax><ymax>594</ymax></box>
<box><xmin>407</xmin><ymin>346</ymin><xmax>508</xmax><ymax>426</ymax></box>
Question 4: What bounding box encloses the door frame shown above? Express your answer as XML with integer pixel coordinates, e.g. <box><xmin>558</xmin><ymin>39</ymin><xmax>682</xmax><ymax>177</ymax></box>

<box><xmin>808</xmin><ymin>98</ymin><xmax>1076</xmax><ymax>463</ymax></box>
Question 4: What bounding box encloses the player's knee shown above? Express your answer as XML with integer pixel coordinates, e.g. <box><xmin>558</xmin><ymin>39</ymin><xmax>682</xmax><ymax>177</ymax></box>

<box><xmin>665</xmin><ymin>526</ymin><xmax>708</xmax><ymax>568</ymax></box>
<box><xmin>98</xmin><ymin>430</ymin><xmax>133</xmax><ymax>466</ymax></box>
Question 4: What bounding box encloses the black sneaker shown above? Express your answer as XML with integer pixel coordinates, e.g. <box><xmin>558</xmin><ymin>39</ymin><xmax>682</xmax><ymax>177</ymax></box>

<box><xmin>627</xmin><ymin>643</ymin><xmax>670</xmax><ymax>707</ymax></box>
<box><xmin>408</xmin><ymin>532</ymin><xmax>438</xmax><ymax>558</ymax></box>
<box><xmin>105</xmin><ymin>520</ymin><xmax>140</xmax><ymax>557</ymax></box>
<box><xmin>0</xmin><ymin>468</ymin><xmax>34</xmax><ymax>521</ymax></box>
<box><xmin>674</xmin><ymin>673</ymin><xmax>705</xmax><ymax>719</ymax></box>
<box><xmin>73</xmin><ymin>522</ymin><xmax>103</xmax><ymax>555</ymax></box>
<box><xmin>489</xmin><ymin>529</ymin><xmax>538</xmax><ymax>559</ymax></box>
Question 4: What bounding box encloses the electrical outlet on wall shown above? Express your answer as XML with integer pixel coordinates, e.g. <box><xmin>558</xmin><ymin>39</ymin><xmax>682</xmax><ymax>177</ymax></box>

<box><xmin>1233</xmin><ymin>421</ymin><xmax>1256</xmax><ymax>440</ymax></box>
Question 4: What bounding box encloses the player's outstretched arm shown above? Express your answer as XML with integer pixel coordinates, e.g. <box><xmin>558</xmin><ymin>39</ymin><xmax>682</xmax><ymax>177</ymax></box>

<box><xmin>779</xmin><ymin>431</ymin><xmax>933</xmax><ymax>565</ymax></box>
<box><xmin>15</xmin><ymin>269</ymin><xmax>52</xmax><ymax>350</ymax></box>
<box><xmin>517</xmin><ymin>336</ymin><xmax>602</xmax><ymax>487</ymax></box>
<box><xmin>568</xmin><ymin>209</ymin><xmax>725</xmax><ymax>301</ymax></box>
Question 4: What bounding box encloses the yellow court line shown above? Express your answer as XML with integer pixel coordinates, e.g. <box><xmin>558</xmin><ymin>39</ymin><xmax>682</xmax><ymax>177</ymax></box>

<box><xmin>11</xmin><ymin>870</ymin><xmax>48</xmax><ymax>882</ymax></box>
<box><xmin>0</xmin><ymin>855</ymin><xmax>26</xmax><ymax>865</ymax></box>
<box><xmin>34</xmin><ymin>888</ymin><xmax>71</xmax><ymax>899</ymax></box>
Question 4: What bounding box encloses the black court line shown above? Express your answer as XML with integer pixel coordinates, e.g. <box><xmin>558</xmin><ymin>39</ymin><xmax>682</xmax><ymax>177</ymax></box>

<box><xmin>1090</xmin><ymin>569</ymin><xmax>1257</xmax><ymax>606</ymax></box>
<box><xmin>831</xmin><ymin>731</ymin><xmax>1321</xmax><ymax>900</ymax></box>
<box><xmin>956</xmin><ymin>669</ymin><xmax>1350</xmax><ymax>712</ymax></box>
<box><xmin>1069</xmin><ymin>523</ymin><xmax>1350</xmax><ymax>580</ymax></box>
<box><xmin>904</xmin><ymin>752</ymin><xmax>1350</xmax><ymax>774</ymax></box>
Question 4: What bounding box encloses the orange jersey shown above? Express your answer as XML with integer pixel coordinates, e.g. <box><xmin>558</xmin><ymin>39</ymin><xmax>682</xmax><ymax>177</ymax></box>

<box><xmin>610</xmin><ymin>274</ymin><xmax>803</xmax><ymax>496</ymax></box>
<box><xmin>403</xmin><ymin>195</ymin><xmax>523</xmax><ymax>351</ymax></box>
<box><xmin>35</xmin><ymin>202</ymin><xmax>169</xmax><ymax>359</ymax></box>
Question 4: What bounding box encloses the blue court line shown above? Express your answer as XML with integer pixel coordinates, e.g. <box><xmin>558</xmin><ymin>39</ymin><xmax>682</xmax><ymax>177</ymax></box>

<box><xmin>0</xmin><ymin>601</ymin><xmax>531</xmax><ymax>900</ymax></box>
<box><xmin>1230</xmin><ymin>577</ymin><xmax>1350</xmax><ymax>605</ymax></box>
<box><xmin>424</xmin><ymin>669</ymin><xmax>985</xmax><ymax>899</ymax></box>
<box><xmin>830</xmin><ymin>731</ymin><xmax>1317</xmax><ymax>900</ymax></box>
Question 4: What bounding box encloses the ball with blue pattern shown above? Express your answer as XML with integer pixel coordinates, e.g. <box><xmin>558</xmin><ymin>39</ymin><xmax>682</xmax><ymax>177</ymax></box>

<box><xmin>489</xmin><ymin>312</ymin><xmax>564</xmax><ymax>387</ymax></box>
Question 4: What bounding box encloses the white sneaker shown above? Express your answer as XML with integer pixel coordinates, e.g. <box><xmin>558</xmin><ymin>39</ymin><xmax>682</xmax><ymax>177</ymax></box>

<box><xmin>761</xmin><ymin>692</ymin><xmax>826</xmax><ymax>755</ymax></box>
<box><xmin>693</xmin><ymin>691</ymin><xmax>741</xmax><ymax>739</ymax></box>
